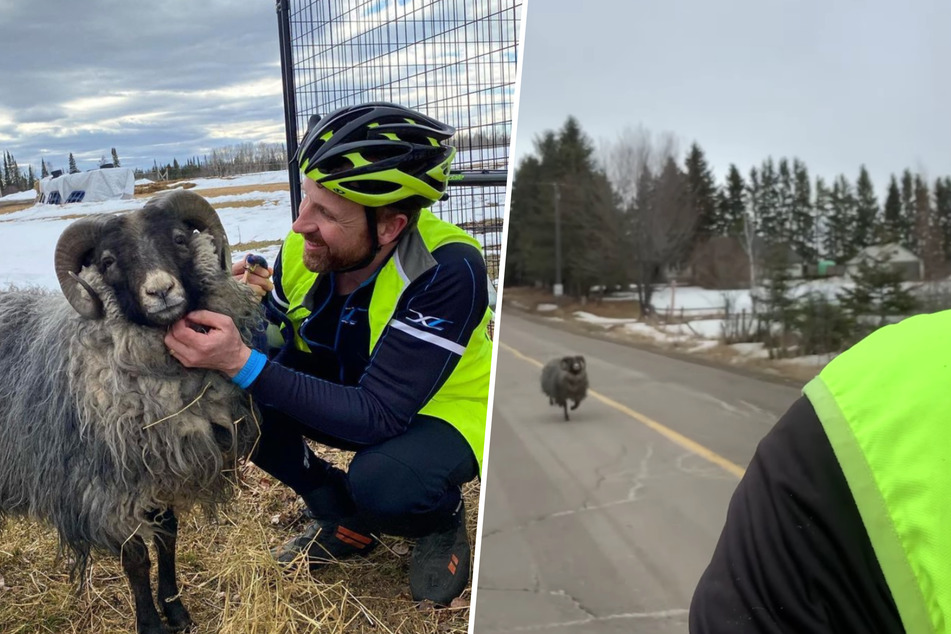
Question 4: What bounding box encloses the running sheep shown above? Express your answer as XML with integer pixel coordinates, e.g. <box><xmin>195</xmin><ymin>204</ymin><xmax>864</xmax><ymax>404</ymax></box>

<box><xmin>0</xmin><ymin>190</ymin><xmax>264</xmax><ymax>634</ymax></box>
<box><xmin>540</xmin><ymin>355</ymin><xmax>589</xmax><ymax>421</ymax></box>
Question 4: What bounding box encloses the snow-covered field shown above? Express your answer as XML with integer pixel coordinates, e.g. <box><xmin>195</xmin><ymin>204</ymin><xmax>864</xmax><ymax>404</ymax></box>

<box><xmin>573</xmin><ymin>277</ymin><xmax>949</xmax><ymax>362</ymax></box>
<box><xmin>1</xmin><ymin>170</ymin><xmax>501</xmax><ymax>291</ymax></box>
<box><xmin>0</xmin><ymin>172</ymin><xmax>293</xmax><ymax>291</ymax></box>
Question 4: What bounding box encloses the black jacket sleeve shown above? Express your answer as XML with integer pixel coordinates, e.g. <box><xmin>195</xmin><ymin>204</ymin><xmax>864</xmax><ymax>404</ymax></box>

<box><xmin>689</xmin><ymin>396</ymin><xmax>903</xmax><ymax>634</ymax></box>
<box><xmin>247</xmin><ymin>242</ymin><xmax>488</xmax><ymax>446</ymax></box>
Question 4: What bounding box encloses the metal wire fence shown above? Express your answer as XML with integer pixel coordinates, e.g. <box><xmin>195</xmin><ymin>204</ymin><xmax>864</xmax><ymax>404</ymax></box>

<box><xmin>277</xmin><ymin>0</ymin><xmax>523</xmax><ymax>282</ymax></box>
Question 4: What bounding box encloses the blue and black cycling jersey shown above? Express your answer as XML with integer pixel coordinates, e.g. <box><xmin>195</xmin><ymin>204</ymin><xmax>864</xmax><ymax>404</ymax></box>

<box><xmin>247</xmin><ymin>241</ymin><xmax>489</xmax><ymax>447</ymax></box>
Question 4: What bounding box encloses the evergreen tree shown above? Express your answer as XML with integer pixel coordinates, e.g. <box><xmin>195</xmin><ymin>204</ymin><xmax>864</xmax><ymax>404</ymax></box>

<box><xmin>776</xmin><ymin>158</ymin><xmax>794</xmax><ymax>245</ymax></box>
<box><xmin>854</xmin><ymin>165</ymin><xmax>879</xmax><ymax>250</ymax></box>
<box><xmin>27</xmin><ymin>165</ymin><xmax>35</xmax><ymax>188</ymax></box>
<box><xmin>825</xmin><ymin>175</ymin><xmax>856</xmax><ymax>262</ymax></box>
<box><xmin>756</xmin><ymin>246</ymin><xmax>800</xmax><ymax>359</ymax></box>
<box><xmin>936</xmin><ymin>177</ymin><xmax>951</xmax><ymax>264</ymax></box>
<box><xmin>2</xmin><ymin>152</ymin><xmax>11</xmax><ymax>188</ymax></box>
<box><xmin>881</xmin><ymin>175</ymin><xmax>902</xmax><ymax>244</ymax></box>
<box><xmin>111</xmin><ymin>147</ymin><xmax>121</xmax><ymax>168</ymax></box>
<box><xmin>757</xmin><ymin>157</ymin><xmax>781</xmax><ymax>243</ymax></box>
<box><xmin>684</xmin><ymin>142</ymin><xmax>718</xmax><ymax>243</ymax></box>
<box><xmin>914</xmin><ymin>175</ymin><xmax>940</xmax><ymax>279</ymax></box>
<box><xmin>719</xmin><ymin>164</ymin><xmax>746</xmax><ymax>237</ymax></box>
<box><xmin>791</xmin><ymin>159</ymin><xmax>814</xmax><ymax>261</ymax></box>
<box><xmin>41</xmin><ymin>158</ymin><xmax>49</xmax><ymax>178</ymax></box>
<box><xmin>838</xmin><ymin>254</ymin><xmax>918</xmax><ymax>342</ymax></box>
<box><xmin>506</xmin><ymin>117</ymin><xmax>623</xmax><ymax>298</ymax></box>
<box><xmin>68</xmin><ymin>153</ymin><xmax>78</xmax><ymax>174</ymax></box>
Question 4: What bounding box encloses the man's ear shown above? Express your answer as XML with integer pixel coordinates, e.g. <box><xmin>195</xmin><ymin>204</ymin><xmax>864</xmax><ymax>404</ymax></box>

<box><xmin>377</xmin><ymin>212</ymin><xmax>409</xmax><ymax>246</ymax></box>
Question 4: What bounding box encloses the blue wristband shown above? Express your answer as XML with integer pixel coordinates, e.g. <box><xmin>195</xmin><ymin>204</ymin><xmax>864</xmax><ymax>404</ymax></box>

<box><xmin>232</xmin><ymin>349</ymin><xmax>267</xmax><ymax>389</ymax></box>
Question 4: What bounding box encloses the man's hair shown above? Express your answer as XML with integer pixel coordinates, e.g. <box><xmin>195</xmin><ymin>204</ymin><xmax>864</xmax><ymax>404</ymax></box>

<box><xmin>376</xmin><ymin>199</ymin><xmax>423</xmax><ymax>228</ymax></box>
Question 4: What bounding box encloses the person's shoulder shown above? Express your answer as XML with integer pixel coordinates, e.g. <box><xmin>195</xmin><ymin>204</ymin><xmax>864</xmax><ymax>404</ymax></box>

<box><xmin>430</xmin><ymin>241</ymin><xmax>485</xmax><ymax>270</ymax></box>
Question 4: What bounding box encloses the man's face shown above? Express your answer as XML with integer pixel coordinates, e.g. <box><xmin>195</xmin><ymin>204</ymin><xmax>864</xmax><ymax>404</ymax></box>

<box><xmin>293</xmin><ymin>177</ymin><xmax>372</xmax><ymax>273</ymax></box>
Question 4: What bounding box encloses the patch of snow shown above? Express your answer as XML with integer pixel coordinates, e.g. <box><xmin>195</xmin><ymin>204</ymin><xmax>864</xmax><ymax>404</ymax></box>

<box><xmin>572</xmin><ymin>311</ymin><xmax>638</xmax><ymax>326</ymax></box>
<box><xmin>1</xmin><ymin>189</ymin><xmax>37</xmax><ymax>202</ymax></box>
<box><xmin>536</xmin><ymin>303</ymin><xmax>558</xmax><ymax>312</ymax></box>
<box><xmin>729</xmin><ymin>342</ymin><xmax>770</xmax><ymax>359</ymax></box>
<box><xmin>686</xmin><ymin>340</ymin><xmax>720</xmax><ymax>353</ymax></box>
<box><xmin>623</xmin><ymin>322</ymin><xmax>689</xmax><ymax>343</ymax></box>
<box><xmin>777</xmin><ymin>353</ymin><xmax>838</xmax><ymax>367</ymax></box>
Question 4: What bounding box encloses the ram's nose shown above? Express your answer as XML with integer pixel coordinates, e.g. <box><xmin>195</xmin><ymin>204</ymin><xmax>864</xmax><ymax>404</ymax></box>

<box><xmin>145</xmin><ymin>281</ymin><xmax>175</xmax><ymax>301</ymax></box>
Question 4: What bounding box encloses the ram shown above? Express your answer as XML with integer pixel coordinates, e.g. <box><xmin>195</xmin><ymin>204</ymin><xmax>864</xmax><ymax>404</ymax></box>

<box><xmin>540</xmin><ymin>355</ymin><xmax>589</xmax><ymax>421</ymax></box>
<box><xmin>0</xmin><ymin>190</ymin><xmax>264</xmax><ymax>634</ymax></box>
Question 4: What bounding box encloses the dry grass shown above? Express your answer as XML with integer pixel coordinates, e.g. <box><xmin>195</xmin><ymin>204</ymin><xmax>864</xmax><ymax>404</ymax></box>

<box><xmin>0</xmin><ymin>201</ymin><xmax>35</xmax><ymax>216</ymax></box>
<box><xmin>232</xmin><ymin>240</ymin><xmax>284</xmax><ymax>253</ymax></box>
<box><xmin>134</xmin><ymin>181</ymin><xmax>289</xmax><ymax>199</ymax></box>
<box><xmin>501</xmin><ymin>286</ymin><xmax>643</xmax><ymax>320</ymax></box>
<box><xmin>0</xmin><ymin>448</ymin><xmax>478</xmax><ymax>634</ymax></box>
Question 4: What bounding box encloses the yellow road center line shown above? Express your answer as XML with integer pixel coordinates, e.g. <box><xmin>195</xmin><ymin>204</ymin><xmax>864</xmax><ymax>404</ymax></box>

<box><xmin>499</xmin><ymin>342</ymin><xmax>746</xmax><ymax>479</ymax></box>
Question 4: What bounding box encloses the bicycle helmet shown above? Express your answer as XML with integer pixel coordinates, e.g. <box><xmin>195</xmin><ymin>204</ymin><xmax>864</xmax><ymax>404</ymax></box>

<box><xmin>295</xmin><ymin>101</ymin><xmax>457</xmax><ymax>209</ymax></box>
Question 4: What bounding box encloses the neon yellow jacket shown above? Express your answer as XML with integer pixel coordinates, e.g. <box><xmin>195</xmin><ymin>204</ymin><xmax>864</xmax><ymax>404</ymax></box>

<box><xmin>271</xmin><ymin>209</ymin><xmax>493</xmax><ymax>474</ymax></box>
<box><xmin>803</xmin><ymin>310</ymin><xmax>951</xmax><ymax>633</ymax></box>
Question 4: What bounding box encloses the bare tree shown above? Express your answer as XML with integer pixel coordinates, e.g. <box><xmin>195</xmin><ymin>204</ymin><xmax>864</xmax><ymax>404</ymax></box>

<box><xmin>598</xmin><ymin>124</ymin><xmax>681</xmax><ymax>206</ymax></box>
<box><xmin>743</xmin><ymin>167</ymin><xmax>761</xmax><ymax>319</ymax></box>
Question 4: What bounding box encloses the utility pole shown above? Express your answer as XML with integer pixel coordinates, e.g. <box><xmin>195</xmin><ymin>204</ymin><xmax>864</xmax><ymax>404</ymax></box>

<box><xmin>552</xmin><ymin>182</ymin><xmax>563</xmax><ymax>297</ymax></box>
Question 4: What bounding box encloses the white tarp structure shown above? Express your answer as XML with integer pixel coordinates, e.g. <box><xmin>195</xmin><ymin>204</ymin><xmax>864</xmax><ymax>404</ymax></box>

<box><xmin>40</xmin><ymin>168</ymin><xmax>135</xmax><ymax>205</ymax></box>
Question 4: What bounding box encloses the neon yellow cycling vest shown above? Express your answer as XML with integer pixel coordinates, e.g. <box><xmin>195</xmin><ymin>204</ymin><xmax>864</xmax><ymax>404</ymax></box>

<box><xmin>803</xmin><ymin>310</ymin><xmax>951</xmax><ymax>634</ymax></box>
<box><xmin>273</xmin><ymin>209</ymin><xmax>493</xmax><ymax>475</ymax></box>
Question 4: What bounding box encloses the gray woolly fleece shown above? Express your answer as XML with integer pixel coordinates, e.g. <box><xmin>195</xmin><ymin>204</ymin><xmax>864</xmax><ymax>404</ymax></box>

<box><xmin>0</xmin><ymin>232</ymin><xmax>264</xmax><ymax>577</ymax></box>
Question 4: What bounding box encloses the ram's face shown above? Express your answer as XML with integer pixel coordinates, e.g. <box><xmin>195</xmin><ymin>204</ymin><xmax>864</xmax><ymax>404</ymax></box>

<box><xmin>92</xmin><ymin>214</ymin><xmax>204</xmax><ymax>327</ymax></box>
<box><xmin>564</xmin><ymin>355</ymin><xmax>585</xmax><ymax>374</ymax></box>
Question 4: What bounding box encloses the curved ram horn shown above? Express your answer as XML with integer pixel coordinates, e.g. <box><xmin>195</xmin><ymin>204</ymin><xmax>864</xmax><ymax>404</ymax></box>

<box><xmin>54</xmin><ymin>215</ymin><xmax>112</xmax><ymax>319</ymax></box>
<box><xmin>146</xmin><ymin>190</ymin><xmax>232</xmax><ymax>271</ymax></box>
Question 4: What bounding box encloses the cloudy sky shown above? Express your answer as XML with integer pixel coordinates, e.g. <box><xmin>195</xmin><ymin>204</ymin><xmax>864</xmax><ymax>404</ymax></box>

<box><xmin>514</xmin><ymin>0</ymin><xmax>951</xmax><ymax>191</ymax></box>
<box><xmin>0</xmin><ymin>0</ymin><xmax>285</xmax><ymax>174</ymax></box>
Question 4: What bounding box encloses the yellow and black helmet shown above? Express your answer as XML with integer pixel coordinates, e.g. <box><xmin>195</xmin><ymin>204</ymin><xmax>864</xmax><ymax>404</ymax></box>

<box><xmin>295</xmin><ymin>102</ymin><xmax>457</xmax><ymax>209</ymax></box>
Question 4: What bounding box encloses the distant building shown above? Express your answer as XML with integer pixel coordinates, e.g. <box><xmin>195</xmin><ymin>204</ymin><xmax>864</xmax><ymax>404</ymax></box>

<box><xmin>846</xmin><ymin>243</ymin><xmax>923</xmax><ymax>282</ymax></box>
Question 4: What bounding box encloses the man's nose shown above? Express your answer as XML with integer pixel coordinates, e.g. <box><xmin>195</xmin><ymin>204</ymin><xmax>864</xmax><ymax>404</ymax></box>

<box><xmin>292</xmin><ymin>205</ymin><xmax>316</xmax><ymax>234</ymax></box>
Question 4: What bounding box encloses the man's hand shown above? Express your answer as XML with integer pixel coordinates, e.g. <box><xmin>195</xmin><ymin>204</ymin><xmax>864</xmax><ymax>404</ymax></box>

<box><xmin>232</xmin><ymin>254</ymin><xmax>274</xmax><ymax>299</ymax></box>
<box><xmin>165</xmin><ymin>310</ymin><xmax>251</xmax><ymax>378</ymax></box>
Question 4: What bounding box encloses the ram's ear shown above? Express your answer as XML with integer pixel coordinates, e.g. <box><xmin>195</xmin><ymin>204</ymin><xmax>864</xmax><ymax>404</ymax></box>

<box><xmin>147</xmin><ymin>190</ymin><xmax>232</xmax><ymax>271</ymax></box>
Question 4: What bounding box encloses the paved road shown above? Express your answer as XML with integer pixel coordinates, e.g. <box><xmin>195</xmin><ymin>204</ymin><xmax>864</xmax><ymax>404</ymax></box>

<box><xmin>472</xmin><ymin>312</ymin><xmax>804</xmax><ymax>634</ymax></box>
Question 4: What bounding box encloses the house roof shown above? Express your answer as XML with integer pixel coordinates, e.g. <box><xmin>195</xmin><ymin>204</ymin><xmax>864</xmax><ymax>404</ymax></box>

<box><xmin>847</xmin><ymin>243</ymin><xmax>920</xmax><ymax>264</ymax></box>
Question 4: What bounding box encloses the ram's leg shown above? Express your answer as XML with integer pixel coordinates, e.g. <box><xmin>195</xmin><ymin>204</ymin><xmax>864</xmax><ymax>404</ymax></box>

<box><xmin>570</xmin><ymin>399</ymin><xmax>581</xmax><ymax>411</ymax></box>
<box><xmin>120</xmin><ymin>536</ymin><xmax>169</xmax><ymax>634</ymax></box>
<box><xmin>153</xmin><ymin>510</ymin><xmax>194</xmax><ymax>632</ymax></box>
<box><xmin>563</xmin><ymin>402</ymin><xmax>570</xmax><ymax>421</ymax></box>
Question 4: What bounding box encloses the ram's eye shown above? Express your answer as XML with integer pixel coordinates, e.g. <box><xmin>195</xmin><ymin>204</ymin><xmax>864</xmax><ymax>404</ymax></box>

<box><xmin>101</xmin><ymin>256</ymin><xmax>116</xmax><ymax>269</ymax></box>
<box><xmin>174</xmin><ymin>233</ymin><xmax>188</xmax><ymax>245</ymax></box>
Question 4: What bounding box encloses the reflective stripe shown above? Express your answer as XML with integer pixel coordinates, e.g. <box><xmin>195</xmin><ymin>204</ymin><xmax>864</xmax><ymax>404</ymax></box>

<box><xmin>270</xmin><ymin>287</ymin><xmax>290</xmax><ymax>309</ymax></box>
<box><xmin>390</xmin><ymin>319</ymin><xmax>467</xmax><ymax>355</ymax></box>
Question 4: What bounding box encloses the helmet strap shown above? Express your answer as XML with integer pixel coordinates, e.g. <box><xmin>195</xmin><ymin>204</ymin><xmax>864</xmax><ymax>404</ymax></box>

<box><xmin>335</xmin><ymin>206</ymin><xmax>383</xmax><ymax>273</ymax></box>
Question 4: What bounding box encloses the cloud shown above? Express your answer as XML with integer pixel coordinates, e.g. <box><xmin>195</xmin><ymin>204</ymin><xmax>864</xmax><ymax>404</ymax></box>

<box><xmin>0</xmin><ymin>0</ymin><xmax>285</xmax><ymax>171</ymax></box>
